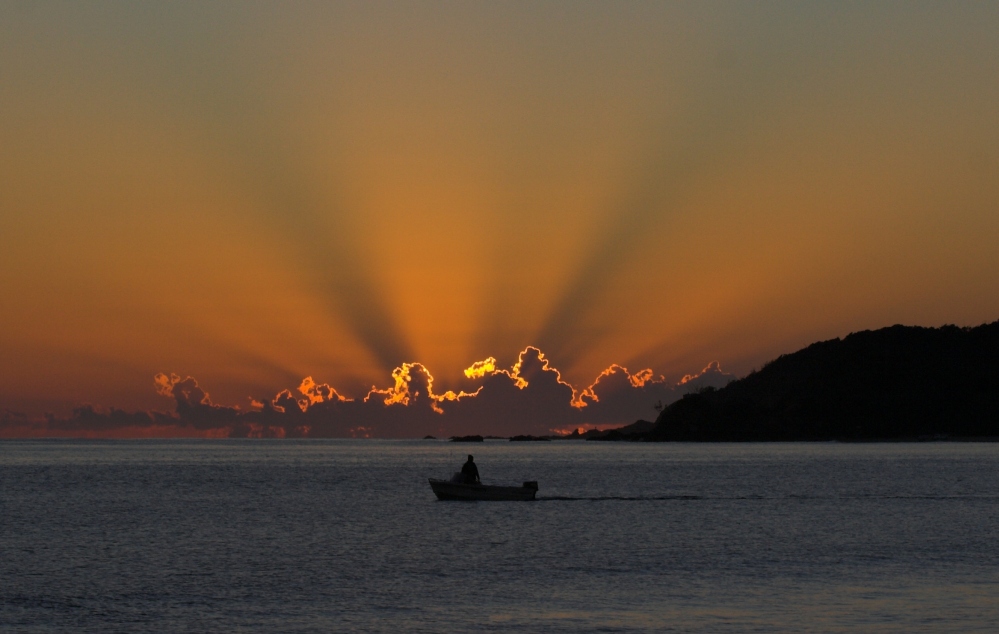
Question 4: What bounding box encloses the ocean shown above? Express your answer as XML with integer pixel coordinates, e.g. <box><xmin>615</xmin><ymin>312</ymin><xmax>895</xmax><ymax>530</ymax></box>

<box><xmin>2</xmin><ymin>440</ymin><xmax>998</xmax><ymax>632</ymax></box>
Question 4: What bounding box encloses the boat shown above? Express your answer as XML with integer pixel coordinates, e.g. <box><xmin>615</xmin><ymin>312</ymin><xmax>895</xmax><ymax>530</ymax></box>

<box><xmin>428</xmin><ymin>478</ymin><xmax>539</xmax><ymax>501</ymax></box>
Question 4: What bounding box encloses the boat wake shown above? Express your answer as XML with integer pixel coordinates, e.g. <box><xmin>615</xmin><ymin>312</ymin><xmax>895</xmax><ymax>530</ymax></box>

<box><xmin>537</xmin><ymin>494</ymin><xmax>999</xmax><ymax>502</ymax></box>
<box><xmin>538</xmin><ymin>495</ymin><xmax>703</xmax><ymax>502</ymax></box>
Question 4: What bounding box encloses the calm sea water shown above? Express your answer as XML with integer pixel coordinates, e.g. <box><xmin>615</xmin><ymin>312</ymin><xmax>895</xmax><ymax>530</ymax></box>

<box><xmin>2</xmin><ymin>440</ymin><xmax>998</xmax><ymax>632</ymax></box>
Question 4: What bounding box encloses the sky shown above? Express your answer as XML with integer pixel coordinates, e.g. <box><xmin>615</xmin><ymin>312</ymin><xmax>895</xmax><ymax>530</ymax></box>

<box><xmin>1</xmin><ymin>1</ymin><xmax>997</xmax><ymax>437</ymax></box>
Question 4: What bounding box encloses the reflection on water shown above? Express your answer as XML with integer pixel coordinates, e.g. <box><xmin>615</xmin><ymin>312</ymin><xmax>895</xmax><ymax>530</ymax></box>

<box><xmin>2</xmin><ymin>440</ymin><xmax>998</xmax><ymax>632</ymax></box>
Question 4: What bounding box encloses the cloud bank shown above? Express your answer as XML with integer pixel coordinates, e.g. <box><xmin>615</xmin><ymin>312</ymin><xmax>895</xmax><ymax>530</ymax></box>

<box><xmin>2</xmin><ymin>348</ymin><xmax>733</xmax><ymax>439</ymax></box>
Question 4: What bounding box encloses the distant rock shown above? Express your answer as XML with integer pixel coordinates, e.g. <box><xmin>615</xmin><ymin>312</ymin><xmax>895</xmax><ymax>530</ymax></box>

<box><xmin>423</xmin><ymin>435</ymin><xmax>437</xmax><ymax>440</ymax></box>
<box><xmin>449</xmin><ymin>435</ymin><xmax>484</xmax><ymax>442</ymax></box>
<box><xmin>509</xmin><ymin>435</ymin><xmax>551</xmax><ymax>441</ymax></box>
<box><xmin>584</xmin><ymin>419</ymin><xmax>656</xmax><ymax>441</ymax></box>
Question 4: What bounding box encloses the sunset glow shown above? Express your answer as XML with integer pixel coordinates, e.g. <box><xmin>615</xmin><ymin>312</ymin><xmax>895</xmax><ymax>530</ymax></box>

<box><xmin>1</xmin><ymin>3</ymin><xmax>997</xmax><ymax>437</ymax></box>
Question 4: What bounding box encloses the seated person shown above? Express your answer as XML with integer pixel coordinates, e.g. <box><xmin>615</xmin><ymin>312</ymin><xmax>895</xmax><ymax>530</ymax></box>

<box><xmin>460</xmin><ymin>455</ymin><xmax>480</xmax><ymax>484</ymax></box>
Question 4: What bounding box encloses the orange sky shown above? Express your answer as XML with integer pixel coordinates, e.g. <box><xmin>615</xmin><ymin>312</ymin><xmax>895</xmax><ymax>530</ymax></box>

<box><xmin>1</xmin><ymin>3</ymin><xmax>997</xmax><ymax>431</ymax></box>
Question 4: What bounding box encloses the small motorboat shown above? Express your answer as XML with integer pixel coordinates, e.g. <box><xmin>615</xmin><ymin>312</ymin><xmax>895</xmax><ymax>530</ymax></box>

<box><xmin>429</xmin><ymin>478</ymin><xmax>539</xmax><ymax>501</ymax></box>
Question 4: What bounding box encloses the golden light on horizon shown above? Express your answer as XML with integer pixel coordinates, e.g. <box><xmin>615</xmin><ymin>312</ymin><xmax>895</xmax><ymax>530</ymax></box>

<box><xmin>1</xmin><ymin>2</ymin><xmax>997</xmax><ymax>429</ymax></box>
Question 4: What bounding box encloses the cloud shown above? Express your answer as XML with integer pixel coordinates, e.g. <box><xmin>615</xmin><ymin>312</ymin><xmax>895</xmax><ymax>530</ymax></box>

<box><xmin>435</xmin><ymin>347</ymin><xmax>579</xmax><ymax>436</ymax></box>
<box><xmin>0</xmin><ymin>404</ymin><xmax>222</xmax><ymax>439</ymax></box>
<box><xmin>298</xmin><ymin>376</ymin><xmax>350</xmax><ymax>406</ymax></box>
<box><xmin>4</xmin><ymin>350</ymin><xmax>734</xmax><ymax>438</ymax></box>
<box><xmin>0</xmin><ymin>409</ymin><xmax>37</xmax><ymax>438</ymax></box>
<box><xmin>1</xmin><ymin>409</ymin><xmax>28</xmax><ymax>426</ymax></box>
<box><xmin>463</xmin><ymin>358</ymin><xmax>498</xmax><ymax>380</ymax></box>
<box><xmin>153</xmin><ymin>373</ymin><xmax>243</xmax><ymax>430</ymax></box>
<box><xmin>575</xmin><ymin>365</ymin><xmax>673</xmax><ymax>424</ymax></box>
<box><xmin>677</xmin><ymin>361</ymin><xmax>734</xmax><ymax>392</ymax></box>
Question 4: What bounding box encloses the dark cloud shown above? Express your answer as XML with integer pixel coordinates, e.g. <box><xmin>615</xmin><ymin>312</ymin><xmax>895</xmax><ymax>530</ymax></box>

<box><xmin>0</xmin><ymin>409</ymin><xmax>34</xmax><ymax>436</ymax></box>
<box><xmin>5</xmin><ymin>351</ymin><xmax>734</xmax><ymax>438</ymax></box>
<box><xmin>154</xmin><ymin>373</ymin><xmax>242</xmax><ymax>430</ymax></box>
<box><xmin>575</xmin><ymin>365</ymin><xmax>674</xmax><ymax>426</ymax></box>
<box><xmin>2</xmin><ymin>409</ymin><xmax>28</xmax><ymax>425</ymax></box>
<box><xmin>44</xmin><ymin>405</ymin><xmax>167</xmax><ymax>432</ymax></box>
<box><xmin>675</xmin><ymin>361</ymin><xmax>735</xmax><ymax>393</ymax></box>
<box><xmin>436</xmin><ymin>347</ymin><xmax>579</xmax><ymax>436</ymax></box>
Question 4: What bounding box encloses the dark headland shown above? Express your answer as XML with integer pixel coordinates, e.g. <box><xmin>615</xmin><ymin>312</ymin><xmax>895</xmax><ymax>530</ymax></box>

<box><xmin>605</xmin><ymin>321</ymin><xmax>999</xmax><ymax>442</ymax></box>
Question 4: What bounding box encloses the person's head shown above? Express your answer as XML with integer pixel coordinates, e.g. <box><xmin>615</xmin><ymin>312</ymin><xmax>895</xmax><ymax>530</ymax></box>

<box><xmin>467</xmin><ymin>455</ymin><xmax>474</xmax><ymax>462</ymax></box>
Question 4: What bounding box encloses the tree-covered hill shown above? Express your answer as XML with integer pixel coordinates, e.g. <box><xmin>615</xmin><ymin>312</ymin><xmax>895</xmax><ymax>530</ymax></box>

<box><xmin>648</xmin><ymin>322</ymin><xmax>999</xmax><ymax>441</ymax></box>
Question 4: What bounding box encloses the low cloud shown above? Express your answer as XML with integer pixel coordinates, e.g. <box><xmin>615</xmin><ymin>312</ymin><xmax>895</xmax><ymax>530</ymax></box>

<box><xmin>676</xmin><ymin>361</ymin><xmax>733</xmax><ymax>393</ymax></box>
<box><xmin>4</xmin><ymin>349</ymin><xmax>735</xmax><ymax>438</ymax></box>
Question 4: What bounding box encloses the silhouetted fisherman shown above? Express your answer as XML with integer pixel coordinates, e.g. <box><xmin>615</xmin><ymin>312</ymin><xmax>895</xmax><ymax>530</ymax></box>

<box><xmin>460</xmin><ymin>455</ymin><xmax>480</xmax><ymax>484</ymax></box>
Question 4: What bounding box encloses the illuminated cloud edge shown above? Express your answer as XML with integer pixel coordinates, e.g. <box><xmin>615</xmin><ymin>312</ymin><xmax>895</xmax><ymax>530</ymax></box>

<box><xmin>1</xmin><ymin>348</ymin><xmax>733</xmax><ymax>439</ymax></box>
